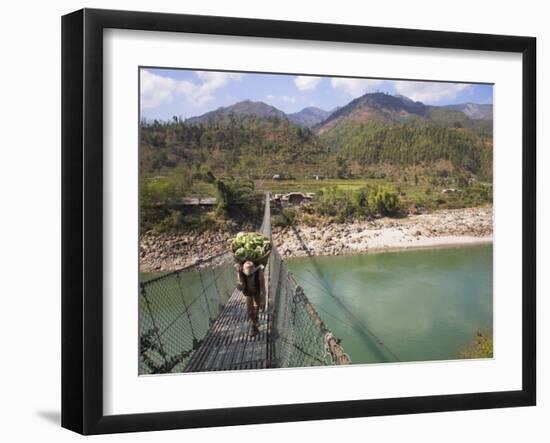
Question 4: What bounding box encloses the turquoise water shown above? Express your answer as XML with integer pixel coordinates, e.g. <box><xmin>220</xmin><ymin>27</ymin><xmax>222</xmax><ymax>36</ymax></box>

<box><xmin>286</xmin><ymin>245</ymin><xmax>493</xmax><ymax>364</ymax></box>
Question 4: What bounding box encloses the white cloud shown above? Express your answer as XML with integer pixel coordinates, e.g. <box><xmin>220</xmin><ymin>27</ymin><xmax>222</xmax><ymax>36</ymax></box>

<box><xmin>140</xmin><ymin>69</ymin><xmax>242</xmax><ymax>110</ymax></box>
<box><xmin>393</xmin><ymin>81</ymin><xmax>471</xmax><ymax>103</ymax></box>
<box><xmin>140</xmin><ymin>70</ymin><xmax>177</xmax><ymax>109</ymax></box>
<box><xmin>281</xmin><ymin>95</ymin><xmax>296</xmax><ymax>104</ymax></box>
<box><xmin>331</xmin><ymin>78</ymin><xmax>384</xmax><ymax>96</ymax></box>
<box><xmin>294</xmin><ymin>76</ymin><xmax>322</xmax><ymax>91</ymax></box>
<box><xmin>266</xmin><ymin>94</ymin><xmax>276</xmax><ymax>100</ymax></box>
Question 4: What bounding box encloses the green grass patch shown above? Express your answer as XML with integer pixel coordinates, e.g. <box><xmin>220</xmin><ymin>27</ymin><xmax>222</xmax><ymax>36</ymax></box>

<box><xmin>256</xmin><ymin>178</ymin><xmax>388</xmax><ymax>194</ymax></box>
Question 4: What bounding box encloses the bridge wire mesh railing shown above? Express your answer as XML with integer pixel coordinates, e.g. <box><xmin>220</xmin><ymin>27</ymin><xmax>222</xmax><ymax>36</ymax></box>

<box><xmin>139</xmin><ymin>253</ymin><xmax>234</xmax><ymax>374</ymax></box>
<box><xmin>263</xmin><ymin>192</ymin><xmax>350</xmax><ymax>368</ymax></box>
<box><xmin>266</xmin><ymin>247</ymin><xmax>350</xmax><ymax>367</ymax></box>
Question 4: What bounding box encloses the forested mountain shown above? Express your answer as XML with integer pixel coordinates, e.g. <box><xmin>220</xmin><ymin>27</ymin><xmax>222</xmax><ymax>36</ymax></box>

<box><xmin>315</xmin><ymin>93</ymin><xmax>430</xmax><ymax>134</ymax></box>
<box><xmin>185</xmin><ymin>100</ymin><xmax>286</xmax><ymax>125</ymax></box>
<box><xmin>443</xmin><ymin>103</ymin><xmax>493</xmax><ymax>120</ymax></box>
<box><xmin>288</xmin><ymin>107</ymin><xmax>330</xmax><ymax>127</ymax></box>
<box><xmin>140</xmin><ymin>114</ymin><xmax>335</xmax><ymax>178</ymax></box>
<box><xmin>187</xmin><ymin>101</ymin><xmax>331</xmax><ymax>128</ymax></box>
<box><xmin>313</xmin><ymin>92</ymin><xmax>492</xmax><ymax>135</ymax></box>
<box><xmin>141</xmin><ymin>93</ymin><xmax>493</xmax><ymax>182</ymax></box>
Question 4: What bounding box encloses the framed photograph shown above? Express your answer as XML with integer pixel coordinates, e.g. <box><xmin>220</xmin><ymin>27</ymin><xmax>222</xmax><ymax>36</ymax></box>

<box><xmin>62</xmin><ymin>8</ymin><xmax>536</xmax><ymax>435</ymax></box>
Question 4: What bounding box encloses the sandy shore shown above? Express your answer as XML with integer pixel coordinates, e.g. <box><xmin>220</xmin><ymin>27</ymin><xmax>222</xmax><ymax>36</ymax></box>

<box><xmin>140</xmin><ymin>207</ymin><xmax>492</xmax><ymax>272</ymax></box>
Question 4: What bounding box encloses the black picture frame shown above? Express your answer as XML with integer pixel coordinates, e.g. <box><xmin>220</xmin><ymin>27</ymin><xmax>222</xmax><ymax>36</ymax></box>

<box><xmin>62</xmin><ymin>8</ymin><xmax>536</xmax><ymax>435</ymax></box>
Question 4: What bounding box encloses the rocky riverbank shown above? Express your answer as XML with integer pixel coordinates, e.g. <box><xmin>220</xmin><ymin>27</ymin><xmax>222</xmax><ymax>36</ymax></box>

<box><xmin>273</xmin><ymin>207</ymin><xmax>492</xmax><ymax>259</ymax></box>
<box><xmin>140</xmin><ymin>230</ymin><xmax>235</xmax><ymax>272</ymax></box>
<box><xmin>140</xmin><ymin>207</ymin><xmax>493</xmax><ymax>272</ymax></box>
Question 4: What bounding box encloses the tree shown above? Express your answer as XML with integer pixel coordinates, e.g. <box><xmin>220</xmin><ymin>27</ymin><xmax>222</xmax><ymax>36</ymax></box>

<box><xmin>336</xmin><ymin>155</ymin><xmax>350</xmax><ymax>179</ymax></box>
<box><xmin>372</xmin><ymin>185</ymin><xmax>400</xmax><ymax>215</ymax></box>
<box><xmin>215</xmin><ymin>178</ymin><xmax>258</xmax><ymax>218</ymax></box>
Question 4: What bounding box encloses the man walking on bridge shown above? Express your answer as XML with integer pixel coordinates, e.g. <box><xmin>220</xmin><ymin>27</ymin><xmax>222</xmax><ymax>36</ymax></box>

<box><xmin>235</xmin><ymin>261</ymin><xmax>266</xmax><ymax>337</ymax></box>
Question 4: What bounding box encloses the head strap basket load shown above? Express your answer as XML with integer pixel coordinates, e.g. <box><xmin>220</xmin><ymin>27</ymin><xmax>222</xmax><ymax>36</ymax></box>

<box><xmin>231</xmin><ymin>231</ymin><xmax>272</xmax><ymax>266</ymax></box>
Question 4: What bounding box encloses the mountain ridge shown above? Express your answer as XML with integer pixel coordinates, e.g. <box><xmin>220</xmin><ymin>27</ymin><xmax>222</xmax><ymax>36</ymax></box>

<box><xmin>288</xmin><ymin>106</ymin><xmax>330</xmax><ymax>127</ymax></box>
<box><xmin>185</xmin><ymin>100</ymin><xmax>287</xmax><ymax>125</ymax></box>
<box><xmin>314</xmin><ymin>93</ymin><xmax>430</xmax><ymax>134</ymax></box>
<box><xmin>182</xmin><ymin>94</ymin><xmax>492</xmax><ymax>137</ymax></box>
<box><xmin>314</xmin><ymin>93</ymin><xmax>492</xmax><ymax>135</ymax></box>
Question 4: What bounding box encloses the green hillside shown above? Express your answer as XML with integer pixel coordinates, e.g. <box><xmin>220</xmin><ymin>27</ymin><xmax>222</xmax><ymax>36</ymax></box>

<box><xmin>320</xmin><ymin>120</ymin><xmax>492</xmax><ymax>180</ymax></box>
<box><xmin>140</xmin><ymin>115</ymin><xmax>336</xmax><ymax>179</ymax></box>
<box><xmin>141</xmin><ymin>111</ymin><xmax>492</xmax><ymax>181</ymax></box>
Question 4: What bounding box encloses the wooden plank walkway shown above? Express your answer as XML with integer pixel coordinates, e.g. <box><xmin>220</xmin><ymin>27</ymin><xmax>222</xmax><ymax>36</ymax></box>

<box><xmin>185</xmin><ymin>287</ymin><xmax>269</xmax><ymax>372</ymax></box>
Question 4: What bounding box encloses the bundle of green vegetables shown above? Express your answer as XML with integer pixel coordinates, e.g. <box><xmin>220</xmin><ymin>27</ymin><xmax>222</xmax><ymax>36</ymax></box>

<box><xmin>231</xmin><ymin>232</ymin><xmax>271</xmax><ymax>263</ymax></box>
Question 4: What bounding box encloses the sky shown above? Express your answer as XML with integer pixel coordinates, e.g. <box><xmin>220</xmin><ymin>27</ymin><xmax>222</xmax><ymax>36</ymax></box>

<box><xmin>140</xmin><ymin>67</ymin><xmax>493</xmax><ymax>121</ymax></box>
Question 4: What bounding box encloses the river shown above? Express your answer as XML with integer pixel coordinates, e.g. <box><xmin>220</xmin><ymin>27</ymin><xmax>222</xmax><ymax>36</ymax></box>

<box><xmin>141</xmin><ymin>244</ymin><xmax>493</xmax><ymax>365</ymax></box>
<box><xmin>286</xmin><ymin>244</ymin><xmax>493</xmax><ymax>364</ymax></box>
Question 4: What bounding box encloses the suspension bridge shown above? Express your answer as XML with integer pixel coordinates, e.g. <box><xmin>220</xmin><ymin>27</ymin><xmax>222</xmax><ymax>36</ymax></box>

<box><xmin>139</xmin><ymin>192</ymin><xmax>351</xmax><ymax>374</ymax></box>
